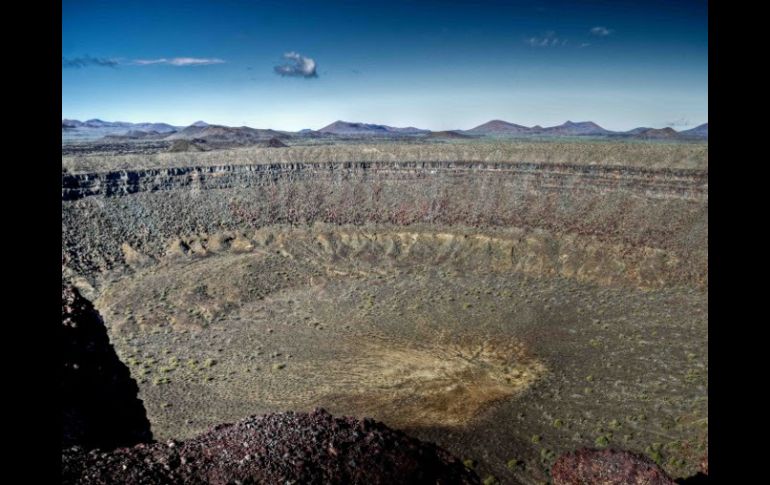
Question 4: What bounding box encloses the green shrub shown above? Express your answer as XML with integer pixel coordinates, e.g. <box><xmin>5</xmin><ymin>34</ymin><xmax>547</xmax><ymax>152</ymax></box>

<box><xmin>595</xmin><ymin>435</ymin><xmax>610</xmax><ymax>447</ymax></box>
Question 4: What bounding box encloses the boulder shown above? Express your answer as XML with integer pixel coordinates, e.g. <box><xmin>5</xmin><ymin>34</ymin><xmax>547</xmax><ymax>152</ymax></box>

<box><xmin>551</xmin><ymin>448</ymin><xmax>675</xmax><ymax>485</ymax></box>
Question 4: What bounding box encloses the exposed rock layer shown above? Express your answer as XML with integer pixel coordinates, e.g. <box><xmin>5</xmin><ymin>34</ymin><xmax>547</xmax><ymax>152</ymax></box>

<box><xmin>62</xmin><ymin>161</ymin><xmax>707</xmax><ymax>201</ymax></box>
<box><xmin>62</xmin><ymin>161</ymin><xmax>707</xmax><ymax>290</ymax></box>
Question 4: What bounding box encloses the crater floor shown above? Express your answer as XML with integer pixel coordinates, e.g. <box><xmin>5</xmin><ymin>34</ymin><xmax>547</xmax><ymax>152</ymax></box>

<box><xmin>95</xmin><ymin>225</ymin><xmax>707</xmax><ymax>483</ymax></box>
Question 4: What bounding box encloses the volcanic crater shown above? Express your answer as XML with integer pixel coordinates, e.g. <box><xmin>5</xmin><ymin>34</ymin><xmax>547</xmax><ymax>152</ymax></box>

<box><xmin>62</xmin><ymin>148</ymin><xmax>707</xmax><ymax>483</ymax></box>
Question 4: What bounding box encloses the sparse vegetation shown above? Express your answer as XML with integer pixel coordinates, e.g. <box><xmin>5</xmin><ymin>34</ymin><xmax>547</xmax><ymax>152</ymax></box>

<box><xmin>152</xmin><ymin>377</ymin><xmax>170</xmax><ymax>386</ymax></box>
<box><xmin>595</xmin><ymin>435</ymin><xmax>610</xmax><ymax>447</ymax></box>
<box><xmin>540</xmin><ymin>448</ymin><xmax>556</xmax><ymax>464</ymax></box>
<box><xmin>63</xmin><ymin>140</ymin><xmax>708</xmax><ymax>173</ymax></box>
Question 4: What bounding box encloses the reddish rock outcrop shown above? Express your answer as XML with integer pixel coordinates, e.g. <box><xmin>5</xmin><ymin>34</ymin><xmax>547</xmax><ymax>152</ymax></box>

<box><xmin>62</xmin><ymin>408</ymin><xmax>479</xmax><ymax>485</ymax></box>
<box><xmin>61</xmin><ymin>284</ymin><xmax>153</xmax><ymax>450</ymax></box>
<box><xmin>551</xmin><ymin>448</ymin><xmax>676</xmax><ymax>485</ymax></box>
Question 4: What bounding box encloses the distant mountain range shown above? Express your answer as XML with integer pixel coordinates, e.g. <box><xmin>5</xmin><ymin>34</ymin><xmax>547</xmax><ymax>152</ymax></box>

<box><xmin>62</xmin><ymin>119</ymin><xmax>178</xmax><ymax>133</ymax></box>
<box><xmin>318</xmin><ymin>121</ymin><xmax>429</xmax><ymax>136</ymax></box>
<box><xmin>466</xmin><ymin>120</ymin><xmax>612</xmax><ymax>136</ymax></box>
<box><xmin>62</xmin><ymin>118</ymin><xmax>708</xmax><ymax>143</ymax></box>
<box><xmin>462</xmin><ymin>120</ymin><xmax>707</xmax><ymax>139</ymax></box>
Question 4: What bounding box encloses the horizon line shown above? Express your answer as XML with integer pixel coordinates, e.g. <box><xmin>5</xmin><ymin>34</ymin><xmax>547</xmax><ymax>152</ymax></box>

<box><xmin>61</xmin><ymin>117</ymin><xmax>708</xmax><ymax>133</ymax></box>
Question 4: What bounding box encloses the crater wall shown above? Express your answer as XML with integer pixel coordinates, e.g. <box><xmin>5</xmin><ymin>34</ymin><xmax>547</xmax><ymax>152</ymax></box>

<box><xmin>62</xmin><ymin>161</ymin><xmax>707</xmax><ymax>289</ymax></box>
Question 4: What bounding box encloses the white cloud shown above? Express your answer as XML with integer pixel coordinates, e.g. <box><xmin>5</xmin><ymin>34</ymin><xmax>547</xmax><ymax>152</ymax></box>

<box><xmin>62</xmin><ymin>56</ymin><xmax>119</xmax><ymax>68</ymax></box>
<box><xmin>590</xmin><ymin>26</ymin><xmax>612</xmax><ymax>36</ymax></box>
<box><xmin>274</xmin><ymin>51</ymin><xmax>318</xmax><ymax>78</ymax></box>
<box><xmin>132</xmin><ymin>57</ymin><xmax>225</xmax><ymax>66</ymax></box>
<box><xmin>526</xmin><ymin>32</ymin><xmax>566</xmax><ymax>47</ymax></box>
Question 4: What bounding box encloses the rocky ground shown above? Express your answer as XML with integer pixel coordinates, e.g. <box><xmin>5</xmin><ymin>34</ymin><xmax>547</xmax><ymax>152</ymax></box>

<box><xmin>63</xmin><ymin>408</ymin><xmax>478</xmax><ymax>485</ymax></box>
<box><xmin>551</xmin><ymin>448</ymin><xmax>677</xmax><ymax>484</ymax></box>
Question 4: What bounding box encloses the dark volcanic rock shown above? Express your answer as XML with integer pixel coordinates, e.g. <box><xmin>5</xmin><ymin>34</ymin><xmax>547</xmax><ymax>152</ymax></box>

<box><xmin>425</xmin><ymin>130</ymin><xmax>474</xmax><ymax>139</ymax></box>
<box><xmin>168</xmin><ymin>139</ymin><xmax>204</xmax><ymax>152</ymax></box>
<box><xmin>61</xmin><ymin>284</ymin><xmax>153</xmax><ymax>450</ymax></box>
<box><xmin>551</xmin><ymin>448</ymin><xmax>676</xmax><ymax>485</ymax></box>
<box><xmin>265</xmin><ymin>137</ymin><xmax>289</xmax><ymax>148</ymax></box>
<box><xmin>62</xmin><ymin>408</ymin><xmax>479</xmax><ymax>485</ymax></box>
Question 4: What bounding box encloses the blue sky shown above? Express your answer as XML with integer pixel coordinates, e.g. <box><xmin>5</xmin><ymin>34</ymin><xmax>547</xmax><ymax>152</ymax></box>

<box><xmin>62</xmin><ymin>0</ymin><xmax>708</xmax><ymax>131</ymax></box>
